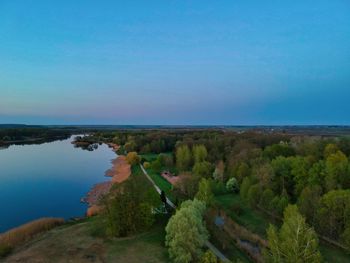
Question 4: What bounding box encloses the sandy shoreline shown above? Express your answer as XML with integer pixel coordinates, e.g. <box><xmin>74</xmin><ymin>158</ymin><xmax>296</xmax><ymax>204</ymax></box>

<box><xmin>84</xmin><ymin>153</ymin><xmax>131</xmax><ymax>216</ymax></box>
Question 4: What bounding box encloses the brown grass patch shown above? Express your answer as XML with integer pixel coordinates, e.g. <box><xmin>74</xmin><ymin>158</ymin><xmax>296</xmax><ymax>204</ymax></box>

<box><xmin>0</xmin><ymin>218</ymin><xmax>64</xmax><ymax>248</ymax></box>
<box><xmin>107</xmin><ymin>155</ymin><xmax>131</xmax><ymax>183</ymax></box>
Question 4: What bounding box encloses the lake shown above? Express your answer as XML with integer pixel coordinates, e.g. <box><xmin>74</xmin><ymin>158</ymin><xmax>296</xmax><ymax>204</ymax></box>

<box><xmin>0</xmin><ymin>136</ymin><xmax>115</xmax><ymax>232</ymax></box>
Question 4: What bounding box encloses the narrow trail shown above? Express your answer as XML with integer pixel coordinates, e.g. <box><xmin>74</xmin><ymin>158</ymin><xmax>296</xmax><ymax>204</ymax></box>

<box><xmin>139</xmin><ymin>164</ymin><xmax>230</xmax><ymax>262</ymax></box>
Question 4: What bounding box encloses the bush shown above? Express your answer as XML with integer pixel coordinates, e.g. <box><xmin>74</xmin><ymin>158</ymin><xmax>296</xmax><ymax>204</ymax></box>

<box><xmin>126</xmin><ymin>152</ymin><xmax>140</xmax><ymax>165</ymax></box>
<box><xmin>143</xmin><ymin>161</ymin><xmax>151</xmax><ymax>169</ymax></box>
<box><xmin>0</xmin><ymin>244</ymin><xmax>12</xmax><ymax>258</ymax></box>
<box><xmin>226</xmin><ymin>177</ymin><xmax>239</xmax><ymax>193</ymax></box>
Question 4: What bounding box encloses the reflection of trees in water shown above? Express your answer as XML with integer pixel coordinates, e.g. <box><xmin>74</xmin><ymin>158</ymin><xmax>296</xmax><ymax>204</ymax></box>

<box><xmin>75</xmin><ymin>143</ymin><xmax>99</xmax><ymax>151</ymax></box>
<box><xmin>73</xmin><ymin>135</ymin><xmax>103</xmax><ymax>151</ymax></box>
<box><xmin>0</xmin><ymin>145</ymin><xmax>10</xmax><ymax>150</ymax></box>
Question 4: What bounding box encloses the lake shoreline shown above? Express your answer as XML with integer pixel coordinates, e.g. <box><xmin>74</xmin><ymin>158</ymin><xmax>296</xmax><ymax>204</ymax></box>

<box><xmin>0</xmin><ymin>137</ymin><xmax>115</xmax><ymax>234</ymax></box>
<box><xmin>84</xmin><ymin>145</ymin><xmax>131</xmax><ymax>216</ymax></box>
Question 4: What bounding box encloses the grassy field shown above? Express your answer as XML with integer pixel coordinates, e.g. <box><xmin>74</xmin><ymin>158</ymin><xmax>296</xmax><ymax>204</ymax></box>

<box><xmin>4</xmin><ymin>218</ymin><xmax>169</xmax><ymax>263</ymax></box>
<box><xmin>215</xmin><ymin>194</ymin><xmax>271</xmax><ymax>237</ymax></box>
<box><xmin>215</xmin><ymin>193</ymin><xmax>350</xmax><ymax>263</ymax></box>
<box><xmin>140</xmin><ymin>153</ymin><xmax>159</xmax><ymax>162</ymax></box>
<box><xmin>105</xmin><ymin>218</ymin><xmax>169</xmax><ymax>263</ymax></box>
<box><xmin>146</xmin><ymin>168</ymin><xmax>175</xmax><ymax>201</ymax></box>
<box><xmin>140</xmin><ymin>153</ymin><xmax>176</xmax><ymax>202</ymax></box>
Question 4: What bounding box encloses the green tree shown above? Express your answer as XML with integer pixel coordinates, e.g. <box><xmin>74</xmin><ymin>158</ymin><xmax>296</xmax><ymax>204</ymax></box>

<box><xmin>308</xmin><ymin>160</ymin><xmax>326</xmax><ymax>188</ymax></box>
<box><xmin>297</xmin><ymin>186</ymin><xmax>322</xmax><ymax>225</ymax></box>
<box><xmin>200</xmin><ymin>250</ymin><xmax>218</xmax><ymax>263</ymax></box>
<box><xmin>226</xmin><ymin>177</ymin><xmax>239</xmax><ymax>192</ymax></box>
<box><xmin>263</xmin><ymin>143</ymin><xmax>295</xmax><ymax>160</ymax></box>
<box><xmin>235</xmin><ymin>162</ymin><xmax>250</xmax><ymax>183</ymax></box>
<box><xmin>290</xmin><ymin>157</ymin><xmax>311</xmax><ymax>197</ymax></box>
<box><xmin>271</xmin><ymin>157</ymin><xmax>293</xmax><ymax>197</ymax></box>
<box><xmin>254</xmin><ymin>163</ymin><xmax>274</xmax><ymax>189</ymax></box>
<box><xmin>264</xmin><ymin>205</ymin><xmax>322</xmax><ymax>263</ymax></box>
<box><xmin>193</xmin><ymin>144</ymin><xmax>208</xmax><ymax>163</ymax></box>
<box><xmin>125</xmin><ymin>152</ymin><xmax>140</xmax><ymax>165</ymax></box>
<box><xmin>247</xmin><ymin>184</ymin><xmax>260</xmax><ymax>207</ymax></box>
<box><xmin>317</xmin><ymin>189</ymin><xmax>350</xmax><ymax>242</ymax></box>
<box><xmin>103</xmin><ymin>174</ymin><xmax>160</xmax><ymax>237</ymax></box>
<box><xmin>260</xmin><ymin>189</ymin><xmax>275</xmax><ymax>210</ymax></box>
<box><xmin>165</xmin><ymin>199</ymin><xmax>209</xmax><ymax>263</ymax></box>
<box><xmin>324</xmin><ymin>151</ymin><xmax>349</xmax><ymax>190</ymax></box>
<box><xmin>196</xmin><ymin>178</ymin><xmax>214</xmax><ymax>205</ymax></box>
<box><xmin>174</xmin><ymin>172</ymin><xmax>201</xmax><ymax>198</ymax></box>
<box><xmin>192</xmin><ymin>161</ymin><xmax>213</xmax><ymax>178</ymax></box>
<box><xmin>124</xmin><ymin>140</ymin><xmax>137</xmax><ymax>152</ymax></box>
<box><xmin>324</xmin><ymin>143</ymin><xmax>339</xmax><ymax>159</ymax></box>
<box><xmin>176</xmin><ymin>145</ymin><xmax>192</xmax><ymax>172</ymax></box>
<box><xmin>240</xmin><ymin>177</ymin><xmax>253</xmax><ymax>200</ymax></box>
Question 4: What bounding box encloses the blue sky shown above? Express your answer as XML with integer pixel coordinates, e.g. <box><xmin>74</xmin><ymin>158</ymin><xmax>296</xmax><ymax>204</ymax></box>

<box><xmin>0</xmin><ymin>0</ymin><xmax>349</xmax><ymax>125</ymax></box>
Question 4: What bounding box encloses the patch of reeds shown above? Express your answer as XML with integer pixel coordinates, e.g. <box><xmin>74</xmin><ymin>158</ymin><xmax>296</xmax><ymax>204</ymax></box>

<box><xmin>0</xmin><ymin>217</ymin><xmax>64</xmax><ymax>249</ymax></box>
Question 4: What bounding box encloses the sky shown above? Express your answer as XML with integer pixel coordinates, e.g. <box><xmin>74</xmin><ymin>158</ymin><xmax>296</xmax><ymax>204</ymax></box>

<box><xmin>0</xmin><ymin>0</ymin><xmax>349</xmax><ymax>125</ymax></box>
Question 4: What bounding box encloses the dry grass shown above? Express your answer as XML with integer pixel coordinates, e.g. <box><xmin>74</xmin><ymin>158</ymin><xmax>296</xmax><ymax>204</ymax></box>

<box><xmin>0</xmin><ymin>218</ymin><xmax>64</xmax><ymax>248</ymax></box>
<box><xmin>4</xmin><ymin>219</ymin><xmax>168</xmax><ymax>263</ymax></box>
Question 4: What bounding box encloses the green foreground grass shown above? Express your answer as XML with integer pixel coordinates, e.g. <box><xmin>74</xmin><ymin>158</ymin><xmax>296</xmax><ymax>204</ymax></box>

<box><xmin>215</xmin><ymin>194</ymin><xmax>350</xmax><ymax>263</ymax></box>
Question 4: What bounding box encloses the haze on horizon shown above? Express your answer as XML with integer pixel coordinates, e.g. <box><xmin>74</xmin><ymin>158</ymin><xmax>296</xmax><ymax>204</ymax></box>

<box><xmin>0</xmin><ymin>0</ymin><xmax>349</xmax><ymax>125</ymax></box>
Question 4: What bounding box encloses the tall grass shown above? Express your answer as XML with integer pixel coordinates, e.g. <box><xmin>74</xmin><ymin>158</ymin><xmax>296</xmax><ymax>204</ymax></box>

<box><xmin>0</xmin><ymin>217</ymin><xmax>64</xmax><ymax>248</ymax></box>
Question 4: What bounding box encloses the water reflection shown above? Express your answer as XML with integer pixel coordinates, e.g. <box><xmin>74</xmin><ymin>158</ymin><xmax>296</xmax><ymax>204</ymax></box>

<box><xmin>0</xmin><ymin>136</ymin><xmax>115</xmax><ymax>232</ymax></box>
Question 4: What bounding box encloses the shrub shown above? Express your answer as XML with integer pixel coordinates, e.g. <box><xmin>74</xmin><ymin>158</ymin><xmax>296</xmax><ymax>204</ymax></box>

<box><xmin>126</xmin><ymin>152</ymin><xmax>140</xmax><ymax>165</ymax></box>
<box><xmin>143</xmin><ymin>161</ymin><xmax>151</xmax><ymax>169</ymax></box>
<box><xmin>0</xmin><ymin>244</ymin><xmax>12</xmax><ymax>258</ymax></box>
<box><xmin>226</xmin><ymin>177</ymin><xmax>239</xmax><ymax>193</ymax></box>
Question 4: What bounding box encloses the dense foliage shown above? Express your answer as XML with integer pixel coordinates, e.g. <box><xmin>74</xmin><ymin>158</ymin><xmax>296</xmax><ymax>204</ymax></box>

<box><xmin>264</xmin><ymin>205</ymin><xmax>321</xmax><ymax>263</ymax></box>
<box><xmin>97</xmin><ymin>168</ymin><xmax>160</xmax><ymax>237</ymax></box>
<box><xmin>165</xmin><ymin>199</ymin><xmax>208</xmax><ymax>263</ymax></box>
<box><xmin>0</xmin><ymin>127</ymin><xmax>71</xmax><ymax>145</ymax></box>
<box><xmin>89</xmin><ymin>129</ymin><xmax>350</xmax><ymax>260</ymax></box>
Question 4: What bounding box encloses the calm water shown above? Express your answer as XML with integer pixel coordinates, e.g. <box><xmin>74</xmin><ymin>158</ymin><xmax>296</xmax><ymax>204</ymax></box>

<box><xmin>0</xmin><ymin>136</ymin><xmax>115</xmax><ymax>232</ymax></box>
